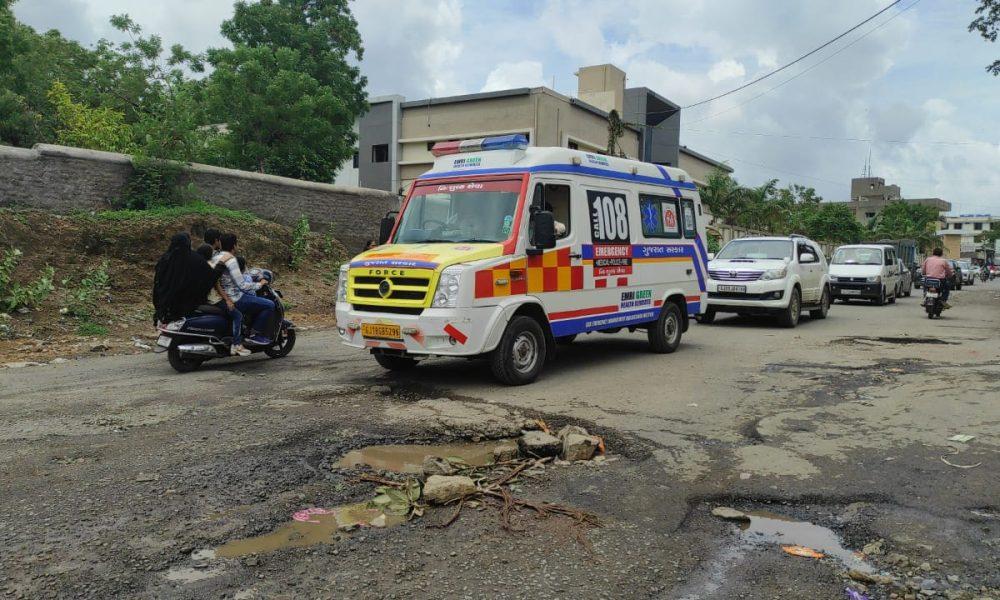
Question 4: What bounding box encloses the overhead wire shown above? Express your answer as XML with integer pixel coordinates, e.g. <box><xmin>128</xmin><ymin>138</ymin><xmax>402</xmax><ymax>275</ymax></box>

<box><xmin>680</xmin><ymin>0</ymin><xmax>904</xmax><ymax>110</ymax></box>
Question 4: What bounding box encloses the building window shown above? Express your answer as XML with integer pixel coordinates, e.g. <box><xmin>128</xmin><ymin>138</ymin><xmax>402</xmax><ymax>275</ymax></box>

<box><xmin>974</xmin><ymin>222</ymin><xmax>983</xmax><ymax>230</ymax></box>
<box><xmin>953</xmin><ymin>223</ymin><xmax>962</xmax><ymax>230</ymax></box>
<box><xmin>865</xmin><ymin>212</ymin><xmax>876</xmax><ymax>220</ymax></box>
<box><xmin>371</xmin><ymin>144</ymin><xmax>389</xmax><ymax>163</ymax></box>
<box><xmin>568</xmin><ymin>141</ymin><xmax>579</xmax><ymax>150</ymax></box>
<box><xmin>352</xmin><ymin>151</ymin><xmax>359</xmax><ymax>168</ymax></box>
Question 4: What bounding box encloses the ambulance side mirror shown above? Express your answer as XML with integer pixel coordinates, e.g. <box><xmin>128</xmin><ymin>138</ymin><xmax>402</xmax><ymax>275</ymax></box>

<box><xmin>529</xmin><ymin>210</ymin><xmax>556</xmax><ymax>254</ymax></box>
<box><xmin>378</xmin><ymin>212</ymin><xmax>396</xmax><ymax>245</ymax></box>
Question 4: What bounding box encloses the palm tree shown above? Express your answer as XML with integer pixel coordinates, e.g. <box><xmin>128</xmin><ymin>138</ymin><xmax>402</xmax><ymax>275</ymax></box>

<box><xmin>699</xmin><ymin>169</ymin><xmax>742</xmax><ymax>225</ymax></box>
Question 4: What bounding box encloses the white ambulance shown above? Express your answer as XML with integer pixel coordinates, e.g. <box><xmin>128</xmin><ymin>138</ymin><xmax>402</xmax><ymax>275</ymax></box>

<box><xmin>335</xmin><ymin>134</ymin><xmax>709</xmax><ymax>384</ymax></box>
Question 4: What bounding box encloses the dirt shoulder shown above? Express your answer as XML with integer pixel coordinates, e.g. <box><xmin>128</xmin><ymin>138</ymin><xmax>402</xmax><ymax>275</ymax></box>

<box><xmin>1</xmin><ymin>207</ymin><xmax>345</xmax><ymax>364</ymax></box>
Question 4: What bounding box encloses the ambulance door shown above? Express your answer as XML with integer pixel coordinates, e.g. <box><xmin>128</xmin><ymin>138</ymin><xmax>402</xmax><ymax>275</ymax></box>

<box><xmin>584</xmin><ymin>186</ymin><xmax>635</xmax><ymax>292</ymax></box>
<box><xmin>525</xmin><ymin>180</ymin><xmax>582</xmax><ymax>318</ymax></box>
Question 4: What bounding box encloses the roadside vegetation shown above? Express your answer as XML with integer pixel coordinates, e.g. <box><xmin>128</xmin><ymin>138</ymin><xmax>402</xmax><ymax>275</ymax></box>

<box><xmin>700</xmin><ymin>169</ymin><xmax>942</xmax><ymax>250</ymax></box>
<box><xmin>0</xmin><ymin>0</ymin><xmax>367</xmax><ymax>208</ymax></box>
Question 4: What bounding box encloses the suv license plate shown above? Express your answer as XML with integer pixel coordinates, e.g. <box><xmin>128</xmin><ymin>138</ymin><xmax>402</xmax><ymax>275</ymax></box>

<box><xmin>361</xmin><ymin>323</ymin><xmax>402</xmax><ymax>340</ymax></box>
<box><xmin>717</xmin><ymin>285</ymin><xmax>746</xmax><ymax>293</ymax></box>
<box><xmin>841</xmin><ymin>289</ymin><xmax>862</xmax><ymax>295</ymax></box>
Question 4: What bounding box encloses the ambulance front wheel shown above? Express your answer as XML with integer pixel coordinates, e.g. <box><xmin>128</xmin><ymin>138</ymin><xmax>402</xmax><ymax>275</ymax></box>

<box><xmin>648</xmin><ymin>302</ymin><xmax>683</xmax><ymax>354</ymax></box>
<box><xmin>491</xmin><ymin>315</ymin><xmax>547</xmax><ymax>385</ymax></box>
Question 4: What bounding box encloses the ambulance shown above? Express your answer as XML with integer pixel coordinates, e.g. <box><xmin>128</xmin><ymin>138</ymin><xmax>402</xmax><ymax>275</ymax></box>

<box><xmin>335</xmin><ymin>134</ymin><xmax>709</xmax><ymax>384</ymax></box>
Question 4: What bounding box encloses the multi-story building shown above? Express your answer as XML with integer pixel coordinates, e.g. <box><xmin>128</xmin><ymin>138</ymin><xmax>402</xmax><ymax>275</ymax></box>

<box><xmin>841</xmin><ymin>176</ymin><xmax>951</xmax><ymax>224</ymax></box>
<box><xmin>937</xmin><ymin>214</ymin><xmax>998</xmax><ymax>260</ymax></box>
<box><xmin>337</xmin><ymin>64</ymin><xmax>731</xmax><ymax>195</ymax></box>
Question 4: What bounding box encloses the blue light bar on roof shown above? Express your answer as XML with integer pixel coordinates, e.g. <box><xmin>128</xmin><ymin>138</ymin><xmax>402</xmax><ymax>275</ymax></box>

<box><xmin>431</xmin><ymin>134</ymin><xmax>528</xmax><ymax>156</ymax></box>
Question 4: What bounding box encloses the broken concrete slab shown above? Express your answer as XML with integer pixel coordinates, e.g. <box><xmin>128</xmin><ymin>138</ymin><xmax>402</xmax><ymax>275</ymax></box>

<box><xmin>422</xmin><ymin>456</ymin><xmax>455</xmax><ymax>477</ymax></box>
<box><xmin>711</xmin><ymin>506</ymin><xmax>749</xmax><ymax>521</ymax></box>
<box><xmin>422</xmin><ymin>475</ymin><xmax>476</xmax><ymax>504</ymax></box>
<box><xmin>518</xmin><ymin>430</ymin><xmax>562</xmax><ymax>457</ymax></box>
<box><xmin>556</xmin><ymin>424</ymin><xmax>589</xmax><ymax>441</ymax></box>
<box><xmin>562</xmin><ymin>433</ymin><xmax>599</xmax><ymax>462</ymax></box>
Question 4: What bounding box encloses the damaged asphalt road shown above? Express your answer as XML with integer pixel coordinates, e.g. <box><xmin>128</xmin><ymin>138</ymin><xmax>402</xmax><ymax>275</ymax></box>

<box><xmin>1</xmin><ymin>286</ymin><xmax>999</xmax><ymax>599</ymax></box>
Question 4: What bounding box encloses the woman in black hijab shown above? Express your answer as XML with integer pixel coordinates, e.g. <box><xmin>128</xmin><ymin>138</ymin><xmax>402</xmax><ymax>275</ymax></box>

<box><xmin>153</xmin><ymin>232</ymin><xmax>225</xmax><ymax>323</ymax></box>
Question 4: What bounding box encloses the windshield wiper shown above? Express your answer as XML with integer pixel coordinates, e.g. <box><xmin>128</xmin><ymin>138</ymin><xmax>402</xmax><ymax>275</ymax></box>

<box><xmin>455</xmin><ymin>238</ymin><xmax>497</xmax><ymax>244</ymax></box>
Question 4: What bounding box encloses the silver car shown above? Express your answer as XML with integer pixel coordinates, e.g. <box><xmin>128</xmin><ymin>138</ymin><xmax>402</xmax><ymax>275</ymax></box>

<box><xmin>896</xmin><ymin>258</ymin><xmax>913</xmax><ymax>297</ymax></box>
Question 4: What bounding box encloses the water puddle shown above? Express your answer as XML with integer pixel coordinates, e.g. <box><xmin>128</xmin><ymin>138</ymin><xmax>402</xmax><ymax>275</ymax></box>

<box><xmin>338</xmin><ymin>439</ymin><xmax>519</xmax><ymax>473</ymax></box>
<box><xmin>738</xmin><ymin>511</ymin><xmax>873</xmax><ymax>573</ymax></box>
<box><xmin>215</xmin><ymin>503</ymin><xmax>405</xmax><ymax>558</ymax></box>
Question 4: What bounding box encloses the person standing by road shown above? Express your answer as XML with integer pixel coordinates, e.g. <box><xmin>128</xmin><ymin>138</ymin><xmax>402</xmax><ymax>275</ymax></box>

<box><xmin>922</xmin><ymin>248</ymin><xmax>954</xmax><ymax>310</ymax></box>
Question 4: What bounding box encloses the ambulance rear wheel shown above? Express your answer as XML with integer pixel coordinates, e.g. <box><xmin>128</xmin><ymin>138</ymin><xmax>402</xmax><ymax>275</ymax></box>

<box><xmin>648</xmin><ymin>302</ymin><xmax>682</xmax><ymax>354</ymax></box>
<box><xmin>491</xmin><ymin>316</ymin><xmax>546</xmax><ymax>385</ymax></box>
<box><xmin>374</xmin><ymin>353</ymin><xmax>418</xmax><ymax>371</ymax></box>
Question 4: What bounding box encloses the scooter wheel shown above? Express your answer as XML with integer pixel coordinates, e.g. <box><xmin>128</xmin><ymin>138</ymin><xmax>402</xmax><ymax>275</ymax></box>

<box><xmin>167</xmin><ymin>347</ymin><xmax>203</xmax><ymax>373</ymax></box>
<box><xmin>264</xmin><ymin>328</ymin><xmax>296</xmax><ymax>358</ymax></box>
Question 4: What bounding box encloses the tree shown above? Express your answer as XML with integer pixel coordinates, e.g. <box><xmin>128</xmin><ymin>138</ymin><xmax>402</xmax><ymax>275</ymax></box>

<box><xmin>206</xmin><ymin>0</ymin><xmax>367</xmax><ymax>181</ymax></box>
<box><xmin>46</xmin><ymin>81</ymin><xmax>135</xmax><ymax>153</ymax></box>
<box><xmin>867</xmin><ymin>201</ymin><xmax>941</xmax><ymax>251</ymax></box>
<box><xmin>699</xmin><ymin>169</ymin><xmax>742</xmax><ymax>225</ymax></box>
<box><xmin>970</xmin><ymin>0</ymin><xmax>1000</xmax><ymax>75</ymax></box>
<box><xmin>801</xmin><ymin>203</ymin><xmax>864</xmax><ymax>244</ymax></box>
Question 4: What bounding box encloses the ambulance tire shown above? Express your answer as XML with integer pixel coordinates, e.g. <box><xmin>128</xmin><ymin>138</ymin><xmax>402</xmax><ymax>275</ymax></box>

<box><xmin>555</xmin><ymin>334</ymin><xmax>577</xmax><ymax>345</ymax></box>
<box><xmin>647</xmin><ymin>302</ymin><xmax>683</xmax><ymax>354</ymax></box>
<box><xmin>491</xmin><ymin>316</ymin><xmax>547</xmax><ymax>385</ymax></box>
<box><xmin>374</xmin><ymin>353</ymin><xmax>418</xmax><ymax>371</ymax></box>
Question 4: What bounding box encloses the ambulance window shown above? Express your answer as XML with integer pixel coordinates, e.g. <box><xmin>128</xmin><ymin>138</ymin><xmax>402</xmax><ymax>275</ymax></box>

<box><xmin>680</xmin><ymin>199</ymin><xmax>697</xmax><ymax>238</ymax></box>
<box><xmin>541</xmin><ymin>183</ymin><xmax>571</xmax><ymax>238</ymax></box>
<box><xmin>639</xmin><ymin>194</ymin><xmax>680</xmax><ymax>239</ymax></box>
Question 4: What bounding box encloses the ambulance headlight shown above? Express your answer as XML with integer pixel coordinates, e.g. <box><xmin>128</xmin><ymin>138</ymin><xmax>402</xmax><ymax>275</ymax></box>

<box><xmin>433</xmin><ymin>266</ymin><xmax>464</xmax><ymax>308</ymax></box>
<box><xmin>336</xmin><ymin>264</ymin><xmax>349</xmax><ymax>302</ymax></box>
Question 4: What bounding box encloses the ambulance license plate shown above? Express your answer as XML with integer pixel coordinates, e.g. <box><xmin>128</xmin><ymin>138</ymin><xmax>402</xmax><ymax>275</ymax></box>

<box><xmin>717</xmin><ymin>285</ymin><xmax>746</xmax><ymax>293</ymax></box>
<box><xmin>361</xmin><ymin>323</ymin><xmax>402</xmax><ymax>340</ymax></box>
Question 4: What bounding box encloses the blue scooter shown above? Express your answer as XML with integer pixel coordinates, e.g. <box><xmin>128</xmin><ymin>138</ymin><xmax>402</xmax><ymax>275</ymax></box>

<box><xmin>155</xmin><ymin>268</ymin><xmax>296</xmax><ymax>372</ymax></box>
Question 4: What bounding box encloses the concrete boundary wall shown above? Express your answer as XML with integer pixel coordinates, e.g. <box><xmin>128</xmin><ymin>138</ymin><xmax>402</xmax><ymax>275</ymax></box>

<box><xmin>0</xmin><ymin>144</ymin><xmax>400</xmax><ymax>251</ymax></box>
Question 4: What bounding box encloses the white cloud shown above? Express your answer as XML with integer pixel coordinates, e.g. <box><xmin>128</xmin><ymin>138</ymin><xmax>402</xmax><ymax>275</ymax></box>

<box><xmin>707</xmin><ymin>59</ymin><xmax>746</xmax><ymax>83</ymax></box>
<box><xmin>481</xmin><ymin>61</ymin><xmax>547</xmax><ymax>92</ymax></box>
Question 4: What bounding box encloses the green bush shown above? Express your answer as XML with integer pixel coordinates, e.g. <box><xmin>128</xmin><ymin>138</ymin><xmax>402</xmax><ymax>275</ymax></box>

<box><xmin>0</xmin><ymin>248</ymin><xmax>56</xmax><ymax>312</ymax></box>
<box><xmin>87</xmin><ymin>200</ymin><xmax>258</xmax><ymax>223</ymax></box>
<box><xmin>62</xmin><ymin>260</ymin><xmax>110</xmax><ymax>319</ymax></box>
<box><xmin>76</xmin><ymin>321</ymin><xmax>109</xmax><ymax>336</ymax></box>
<box><xmin>116</xmin><ymin>157</ymin><xmax>197</xmax><ymax>210</ymax></box>
<box><xmin>289</xmin><ymin>216</ymin><xmax>310</xmax><ymax>270</ymax></box>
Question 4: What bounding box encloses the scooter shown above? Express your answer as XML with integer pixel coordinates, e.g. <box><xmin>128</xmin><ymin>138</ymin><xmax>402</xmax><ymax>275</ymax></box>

<box><xmin>922</xmin><ymin>277</ymin><xmax>944</xmax><ymax>319</ymax></box>
<box><xmin>155</xmin><ymin>268</ymin><xmax>296</xmax><ymax>372</ymax></box>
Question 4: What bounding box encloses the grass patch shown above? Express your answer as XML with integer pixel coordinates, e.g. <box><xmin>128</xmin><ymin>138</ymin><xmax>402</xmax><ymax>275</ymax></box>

<box><xmin>82</xmin><ymin>201</ymin><xmax>259</xmax><ymax>224</ymax></box>
<box><xmin>76</xmin><ymin>321</ymin><xmax>109</xmax><ymax>336</ymax></box>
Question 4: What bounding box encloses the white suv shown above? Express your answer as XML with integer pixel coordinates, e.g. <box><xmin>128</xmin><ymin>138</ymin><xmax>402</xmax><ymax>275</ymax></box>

<box><xmin>701</xmin><ymin>235</ymin><xmax>831</xmax><ymax>328</ymax></box>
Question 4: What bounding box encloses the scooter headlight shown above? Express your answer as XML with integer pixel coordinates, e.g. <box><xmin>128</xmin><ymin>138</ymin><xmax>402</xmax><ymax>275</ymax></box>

<box><xmin>336</xmin><ymin>264</ymin><xmax>349</xmax><ymax>302</ymax></box>
<box><xmin>432</xmin><ymin>266</ymin><xmax>464</xmax><ymax>308</ymax></box>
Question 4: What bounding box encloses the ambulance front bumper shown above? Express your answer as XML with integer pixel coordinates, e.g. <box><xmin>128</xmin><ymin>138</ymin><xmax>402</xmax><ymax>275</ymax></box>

<box><xmin>335</xmin><ymin>302</ymin><xmax>503</xmax><ymax>356</ymax></box>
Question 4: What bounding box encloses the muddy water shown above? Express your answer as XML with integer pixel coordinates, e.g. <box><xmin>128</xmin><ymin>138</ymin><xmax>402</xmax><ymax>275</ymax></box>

<box><xmin>215</xmin><ymin>503</ymin><xmax>404</xmax><ymax>558</ymax></box>
<box><xmin>338</xmin><ymin>439</ymin><xmax>519</xmax><ymax>473</ymax></box>
<box><xmin>739</xmin><ymin>511</ymin><xmax>873</xmax><ymax>573</ymax></box>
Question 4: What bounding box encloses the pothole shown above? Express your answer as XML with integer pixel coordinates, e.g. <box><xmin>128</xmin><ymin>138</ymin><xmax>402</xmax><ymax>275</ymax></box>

<box><xmin>737</xmin><ymin>510</ymin><xmax>873</xmax><ymax>573</ymax></box>
<box><xmin>214</xmin><ymin>503</ymin><xmax>406</xmax><ymax>558</ymax></box>
<box><xmin>834</xmin><ymin>336</ymin><xmax>957</xmax><ymax>346</ymax></box>
<box><xmin>337</xmin><ymin>439</ymin><xmax>519</xmax><ymax>473</ymax></box>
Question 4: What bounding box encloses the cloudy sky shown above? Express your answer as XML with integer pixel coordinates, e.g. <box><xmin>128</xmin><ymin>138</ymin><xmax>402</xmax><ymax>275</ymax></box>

<box><xmin>13</xmin><ymin>0</ymin><xmax>1000</xmax><ymax>213</ymax></box>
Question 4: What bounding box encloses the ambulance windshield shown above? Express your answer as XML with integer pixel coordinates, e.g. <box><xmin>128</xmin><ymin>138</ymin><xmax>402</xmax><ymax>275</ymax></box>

<box><xmin>395</xmin><ymin>179</ymin><xmax>521</xmax><ymax>244</ymax></box>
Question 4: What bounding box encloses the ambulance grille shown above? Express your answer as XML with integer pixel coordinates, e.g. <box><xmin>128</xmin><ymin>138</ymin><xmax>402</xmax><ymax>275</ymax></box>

<box><xmin>347</xmin><ymin>270</ymin><xmax>434</xmax><ymax>307</ymax></box>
